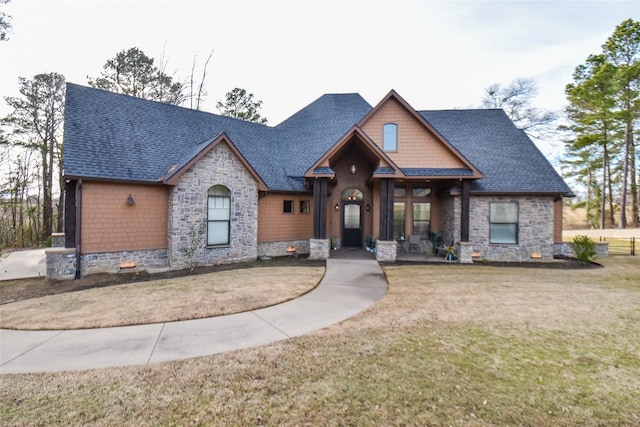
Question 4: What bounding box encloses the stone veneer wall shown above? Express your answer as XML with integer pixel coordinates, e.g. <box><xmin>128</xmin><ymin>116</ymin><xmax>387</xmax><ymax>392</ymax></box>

<box><xmin>469</xmin><ymin>195</ymin><xmax>555</xmax><ymax>261</ymax></box>
<box><xmin>45</xmin><ymin>248</ymin><xmax>76</xmax><ymax>280</ymax></box>
<box><xmin>258</xmin><ymin>240</ymin><xmax>310</xmax><ymax>258</ymax></box>
<box><xmin>167</xmin><ymin>142</ymin><xmax>259</xmax><ymax>269</ymax></box>
<box><xmin>81</xmin><ymin>249</ymin><xmax>169</xmax><ymax>275</ymax></box>
<box><xmin>46</xmin><ymin>247</ymin><xmax>170</xmax><ymax>279</ymax></box>
<box><xmin>439</xmin><ymin>195</ymin><xmax>460</xmax><ymax>248</ymax></box>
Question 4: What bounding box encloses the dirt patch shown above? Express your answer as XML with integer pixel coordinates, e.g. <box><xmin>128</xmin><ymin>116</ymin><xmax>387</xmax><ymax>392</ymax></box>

<box><xmin>0</xmin><ymin>256</ymin><xmax>324</xmax><ymax>305</ymax></box>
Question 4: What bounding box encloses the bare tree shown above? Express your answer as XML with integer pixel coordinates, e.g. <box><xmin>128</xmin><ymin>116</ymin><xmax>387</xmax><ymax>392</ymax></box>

<box><xmin>188</xmin><ymin>49</ymin><xmax>213</xmax><ymax>110</ymax></box>
<box><xmin>482</xmin><ymin>77</ymin><xmax>558</xmax><ymax>140</ymax></box>
<box><xmin>0</xmin><ymin>0</ymin><xmax>11</xmax><ymax>41</ymax></box>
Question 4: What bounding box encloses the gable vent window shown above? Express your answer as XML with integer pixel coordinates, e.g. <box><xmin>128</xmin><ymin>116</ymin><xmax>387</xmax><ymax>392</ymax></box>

<box><xmin>383</xmin><ymin>123</ymin><xmax>398</xmax><ymax>151</ymax></box>
<box><xmin>207</xmin><ymin>185</ymin><xmax>231</xmax><ymax>246</ymax></box>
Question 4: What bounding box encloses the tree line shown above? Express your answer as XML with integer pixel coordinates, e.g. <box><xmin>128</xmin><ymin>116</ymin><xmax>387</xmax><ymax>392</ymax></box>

<box><xmin>563</xmin><ymin>19</ymin><xmax>639</xmax><ymax>229</ymax></box>
<box><xmin>0</xmin><ymin>43</ymin><xmax>267</xmax><ymax>249</ymax></box>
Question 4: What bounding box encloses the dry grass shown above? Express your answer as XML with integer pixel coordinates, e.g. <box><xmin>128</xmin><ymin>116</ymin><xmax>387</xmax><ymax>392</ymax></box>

<box><xmin>0</xmin><ymin>267</ymin><xmax>323</xmax><ymax>329</ymax></box>
<box><xmin>1</xmin><ymin>257</ymin><xmax>639</xmax><ymax>426</ymax></box>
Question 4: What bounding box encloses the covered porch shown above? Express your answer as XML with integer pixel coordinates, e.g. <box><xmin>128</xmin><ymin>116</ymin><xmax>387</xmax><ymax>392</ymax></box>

<box><xmin>304</xmin><ymin>128</ymin><xmax>479</xmax><ymax>262</ymax></box>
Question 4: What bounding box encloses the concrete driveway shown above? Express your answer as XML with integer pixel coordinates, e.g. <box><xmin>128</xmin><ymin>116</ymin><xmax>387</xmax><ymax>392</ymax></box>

<box><xmin>0</xmin><ymin>248</ymin><xmax>46</xmax><ymax>281</ymax></box>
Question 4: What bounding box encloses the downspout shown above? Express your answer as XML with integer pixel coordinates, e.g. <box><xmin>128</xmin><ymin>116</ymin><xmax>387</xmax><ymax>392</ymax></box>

<box><xmin>74</xmin><ymin>179</ymin><xmax>82</xmax><ymax>279</ymax></box>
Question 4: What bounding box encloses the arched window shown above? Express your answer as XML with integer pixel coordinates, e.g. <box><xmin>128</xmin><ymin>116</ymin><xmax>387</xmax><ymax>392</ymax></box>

<box><xmin>383</xmin><ymin>123</ymin><xmax>397</xmax><ymax>151</ymax></box>
<box><xmin>341</xmin><ymin>188</ymin><xmax>364</xmax><ymax>201</ymax></box>
<box><xmin>207</xmin><ymin>185</ymin><xmax>230</xmax><ymax>246</ymax></box>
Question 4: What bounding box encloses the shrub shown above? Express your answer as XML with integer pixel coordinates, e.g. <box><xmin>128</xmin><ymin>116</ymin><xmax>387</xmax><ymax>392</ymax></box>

<box><xmin>573</xmin><ymin>235</ymin><xmax>596</xmax><ymax>263</ymax></box>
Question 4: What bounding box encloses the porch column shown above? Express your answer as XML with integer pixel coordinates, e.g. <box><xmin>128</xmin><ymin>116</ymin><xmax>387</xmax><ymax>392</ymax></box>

<box><xmin>313</xmin><ymin>178</ymin><xmax>328</xmax><ymax>239</ymax></box>
<box><xmin>379</xmin><ymin>178</ymin><xmax>395</xmax><ymax>241</ymax></box>
<box><xmin>64</xmin><ymin>180</ymin><xmax>77</xmax><ymax>248</ymax></box>
<box><xmin>460</xmin><ymin>180</ymin><xmax>471</xmax><ymax>242</ymax></box>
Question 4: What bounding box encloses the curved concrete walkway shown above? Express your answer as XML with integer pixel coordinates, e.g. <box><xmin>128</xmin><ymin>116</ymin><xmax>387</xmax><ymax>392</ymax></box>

<box><xmin>0</xmin><ymin>258</ymin><xmax>387</xmax><ymax>374</ymax></box>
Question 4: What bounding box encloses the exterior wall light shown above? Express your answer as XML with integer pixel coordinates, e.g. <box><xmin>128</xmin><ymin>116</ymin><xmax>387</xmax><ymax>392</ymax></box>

<box><xmin>366</xmin><ymin>203</ymin><xmax>371</xmax><ymax>211</ymax></box>
<box><xmin>350</xmin><ymin>164</ymin><xmax>356</xmax><ymax>174</ymax></box>
<box><xmin>335</xmin><ymin>203</ymin><xmax>340</xmax><ymax>211</ymax></box>
<box><xmin>126</xmin><ymin>193</ymin><xmax>135</xmax><ymax>205</ymax></box>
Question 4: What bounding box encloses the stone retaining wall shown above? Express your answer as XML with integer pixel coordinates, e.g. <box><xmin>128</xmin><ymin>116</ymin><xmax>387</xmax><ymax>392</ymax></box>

<box><xmin>554</xmin><ymin>241</ymin><xmax>609</xmax><ymax>259</ymax></box>
<box><xmin>81</xmin><ymin>249</ymin><xmax>169</xmax><ymax>275</ymax></box>
<box><xmin>258</xmin><ymin>240</ymin><xmax>310</xmax><ymax>258</ymax></box>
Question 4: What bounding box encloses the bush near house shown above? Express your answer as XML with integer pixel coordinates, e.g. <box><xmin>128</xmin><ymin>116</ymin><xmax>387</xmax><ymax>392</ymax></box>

<box><xmin>572</xmin><ymin>235</ymin><xmax>597</xmax><ymax>263</ymax></box>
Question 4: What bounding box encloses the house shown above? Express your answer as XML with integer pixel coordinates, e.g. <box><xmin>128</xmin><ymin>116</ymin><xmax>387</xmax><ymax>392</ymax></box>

<box><xmin>47</xmin><ymin>83</ymin><xmax>573</xmax><ymax>279</ymax></box>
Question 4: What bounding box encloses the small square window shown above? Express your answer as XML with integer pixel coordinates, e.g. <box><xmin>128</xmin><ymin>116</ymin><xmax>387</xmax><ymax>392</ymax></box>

<box><xmin>394</xmin><ymin>187</ymin><xmax>406</xmax><ymax>197</ymax></box>
<box><xmin>283</xmin><ymin>200</ymin><xmax>294</xmax><ymax>214</ymax></box>
<box><xmin>300</xmin><ymin>200</ymin><xmax>310</xmax><ymax>213</ymax></box>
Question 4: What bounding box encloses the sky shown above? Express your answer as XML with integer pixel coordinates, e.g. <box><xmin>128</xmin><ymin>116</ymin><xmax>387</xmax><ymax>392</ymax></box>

<box><xmin>1</xmin><ymin>0</ymin><xmax>638</xmax><ymax>160</ymax></box>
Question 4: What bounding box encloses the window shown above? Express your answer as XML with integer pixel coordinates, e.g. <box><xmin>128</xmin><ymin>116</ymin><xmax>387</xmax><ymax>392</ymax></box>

<box><xmin>207</xmin><ymin>185</ymin><xmax>230</xmax><ymax>246</ymax></box>
<box><xmin>394</xmin><ymin>187</ymin><xmax>405</xmax><ymax>197</ymax></box>
<box><xmin>283</xmin><ymin>200</ymin><xmax>294</xmax><ymax>213</ymax></box>
<box><xmin>393</xmin><ymin>202</ymin><xmax>405</xmax><ymax>239</ymax></box>
<box><xmin>383</xmin><ymin>123</ymin><xmax>397</xmax><ymax>151</ymax></box>
<box><xmin>300</xmin><ymin>200</ymin><xmax>310</xmax><ymax>213</ymax></box>
<box><xmin>342</xmin><ymin>188</ymin><xmax>364</xmax><ymax>201</ymax></box>
<box><xmin>412</xmin><ymin>187</ymin><xmax>431</xmax><ymax>197</ymax></box>
<box><xmin>490</xmin><ymin>202</ymin><xmax>519</xmax><ymax>244</ymax></box>
<box><xmin>413</xmin><ymin>202</ymin><xmax>431</xmax><ymax>237</ymax></box>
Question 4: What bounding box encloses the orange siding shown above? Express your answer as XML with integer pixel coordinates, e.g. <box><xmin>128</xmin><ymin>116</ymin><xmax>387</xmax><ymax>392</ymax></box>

<box><xmin>361</xmin><ymin>98</ymin><xmax>465</xmax><ymax>169</ymax></box>
<box><xmin>258</xmin><ymin>194</ymin><xmax>313</xmax><ymax>242</ymax></box>
<box><xmin>81</xmin><ymin>182</ymin><xmax>169</xmax><ymax>253</ymax></box>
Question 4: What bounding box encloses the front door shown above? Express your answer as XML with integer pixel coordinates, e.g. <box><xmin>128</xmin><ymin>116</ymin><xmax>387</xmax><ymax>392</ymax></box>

<box><xmin>342</xmin><ymin>202</ymin><xmax>362</xmax><ymax>247</ymax></box>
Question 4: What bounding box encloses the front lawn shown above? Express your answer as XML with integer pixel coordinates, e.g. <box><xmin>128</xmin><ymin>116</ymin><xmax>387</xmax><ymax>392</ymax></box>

<box><xmin>0</xmin><ymin>266</ymin><xmax>323</xmax><ymax>329</ymax></box>
<box><xmin>1</xmin><ymin>257</ymin><xmax>638</xmax><ymax>426</ymax></box>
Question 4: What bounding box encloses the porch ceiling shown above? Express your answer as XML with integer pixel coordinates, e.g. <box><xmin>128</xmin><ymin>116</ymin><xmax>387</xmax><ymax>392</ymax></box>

<box><xmin>328</xmin><ymin>134</ymin><xmax>381</xmax><ymax>171</ymax></box>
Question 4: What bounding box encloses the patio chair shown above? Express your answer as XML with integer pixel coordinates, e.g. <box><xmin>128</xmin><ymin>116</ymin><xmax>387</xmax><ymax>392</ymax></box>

<box><xmin>432</xmin><ymin>232</ymin><xmax>442</xmax><ymax>255</ymax></box>
<box><xmin>408</xmin><ymin>235</ymin><xmax>421</xmax><ymax>253</ymax></box>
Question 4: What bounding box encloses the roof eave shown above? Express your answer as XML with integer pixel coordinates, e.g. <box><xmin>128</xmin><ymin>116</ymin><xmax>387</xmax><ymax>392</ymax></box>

<box><xmin>62</xmin><ymin>174</ymin><xmax>166</xmax><ymax>186</ymax></box>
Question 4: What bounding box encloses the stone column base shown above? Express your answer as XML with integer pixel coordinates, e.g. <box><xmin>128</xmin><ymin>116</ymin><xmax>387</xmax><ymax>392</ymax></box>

<box><xmin>45</xmin><ymin>247</ymin><xmax>77</xmax><ymax>280</ymax></box>
<box><xmin>309</xmin><ymin>239</ymin><xmax>330</xmax><ymax>260</ymax></box>
<box><xmin>595</xmin><ymin>242</ymin><xmax>609</xmax><ymax>258</ymax></box>
<box><xmin>458</xmin><ymin>242</ymin><xmax>473</xmax><ymax>264</ymax></box>
<box><xmin>375</xmin><ymin>240</ymin><xmax>397</xmax><ymax>262</ymax></box>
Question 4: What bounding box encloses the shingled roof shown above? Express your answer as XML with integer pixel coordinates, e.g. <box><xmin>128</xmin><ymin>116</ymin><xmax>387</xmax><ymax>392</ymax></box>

<box><xmin>420</xmin><ymin>109</ymin><xmax>573</xmax><ymax>195</ymax></box>
<box><xmin>63</xmin><ymin>83</ymin><xmax>572</xmax><ymax>196</ymax></box>
<box><xmin>63</xmin><ymin>84</ymin><xmax>371</xmax><ymax>192</ymax></box>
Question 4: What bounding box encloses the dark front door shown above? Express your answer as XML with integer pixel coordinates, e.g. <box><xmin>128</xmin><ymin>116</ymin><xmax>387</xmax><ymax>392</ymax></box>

<box><xmin>342</xmin><ymin>202</ymin><xmax>362</xmax><ymax>247</ymax></box>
